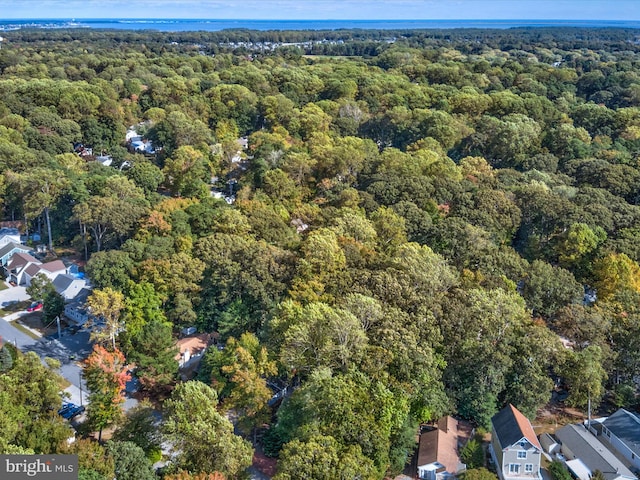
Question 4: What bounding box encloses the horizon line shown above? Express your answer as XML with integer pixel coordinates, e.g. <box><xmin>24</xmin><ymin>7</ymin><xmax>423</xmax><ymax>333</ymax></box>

<box><xmin>2</xmin><ymin>18</ymin><xmax>638</xmax><ymax>22</ymax></box>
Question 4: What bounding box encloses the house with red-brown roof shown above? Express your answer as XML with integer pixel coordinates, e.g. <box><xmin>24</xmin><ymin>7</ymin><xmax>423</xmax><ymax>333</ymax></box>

<box><xmin>5</xmin><ymin>253</ymin><xmax>67</xmax><ymax>286</ymax></box>
<box><xmin>490</xmin><ymin>405</ymin><xmax>542</xmax><ymax>480</ymax></box>
<box><xmin>417</xmin><ymin>416</ymin><xmax>473</xmax><ymax>480</ymax></box>
<box><xmin>175</xmin><ymin>333</ymin><xmax>215</xmax><ymax>371</ymax></box>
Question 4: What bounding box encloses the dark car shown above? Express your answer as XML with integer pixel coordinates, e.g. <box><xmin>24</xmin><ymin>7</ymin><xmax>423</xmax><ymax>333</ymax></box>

<box><xmin>58</xmin><ymin>403</ymin><xmax>85</xmax><ymax>420</ymax></box>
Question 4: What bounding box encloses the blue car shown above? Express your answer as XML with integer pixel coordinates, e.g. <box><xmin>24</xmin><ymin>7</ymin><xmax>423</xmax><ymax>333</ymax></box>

<box><xmin>58</xmin><ymin>403</ymin><xmax>85</xmax><ymax>419</ymax></box>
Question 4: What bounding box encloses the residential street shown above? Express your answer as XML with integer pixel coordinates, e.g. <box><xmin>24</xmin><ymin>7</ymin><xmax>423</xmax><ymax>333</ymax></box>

<box><xmin>0</xmin><ymin>316</ymin><xmax>36</xmax><ymax>349</ymax></box>
<box><xmin>1</xmin><ymin>313</ymin><xmax>138</xmax><ymax>410</ymax></box>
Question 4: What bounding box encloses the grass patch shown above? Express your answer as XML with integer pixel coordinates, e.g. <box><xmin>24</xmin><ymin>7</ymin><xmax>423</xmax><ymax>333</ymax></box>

<box><xmin>10</xmin><ymin>321</ymin><xmax>41</xmax><ymax>340</ymax></box>
<box><xmin>0</xmin><ymin>300</ymin><xmax>31</xmax><ymax>316</ymax></box>
<box><xmin>0</xmin><ymin>282</ymin><xmax>8</xmax><ymax>291</ymax></box>
<box><xmin>57</xmin><ymin>375</ymin><xmax>72</xmax><ymax>390</ymax></box>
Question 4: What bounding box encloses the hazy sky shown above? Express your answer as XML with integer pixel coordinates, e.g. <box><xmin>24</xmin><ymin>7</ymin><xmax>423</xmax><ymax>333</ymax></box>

<box><xmin>1</xmin><ymin>0</ymin><xmax>638</xmax><ymax>20</ymax></box>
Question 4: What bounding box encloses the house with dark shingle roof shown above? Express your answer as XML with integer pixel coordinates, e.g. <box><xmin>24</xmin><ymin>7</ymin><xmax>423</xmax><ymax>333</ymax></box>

<box><xmin>490</xmin><ymin>404</ymin><xmax>542</xmax><ymax>480</ymax></box>
<box><xmin>417</xmin><ymin>416</ymin><xmax>472</xmax><ymax>480</ymax></box>
<box><xmin>602</xmin><ymin>408</ymin><xmax>640</xmax><ymax>471</ymax></box>
<box><xmin>555</xmin><ymin>423</ymin><xmax>636</xmax><ymax>480</ymax></box>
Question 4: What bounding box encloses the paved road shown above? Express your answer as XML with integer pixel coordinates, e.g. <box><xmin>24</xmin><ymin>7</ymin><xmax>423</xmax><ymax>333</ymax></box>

<box><xmin>1</xmin><ymin>317</ymin><xmax>138</xmax><ymax>410</ymax></box>
<box><xmin>0</xmin><ymin>316</ymin><xmax>37</xmax><ymax>349</ymax></box>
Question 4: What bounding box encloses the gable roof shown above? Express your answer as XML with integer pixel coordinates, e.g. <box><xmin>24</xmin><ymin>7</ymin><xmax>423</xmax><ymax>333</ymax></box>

<box><xmin>175</xmin><ymin>333</ymin><xmax>212</xmax><ymax>360</ymax></box>
<box><xmin>555</xmin><ymin>424</ymin><xmax>636</xmax><ymax>480</ymax></box>
<box><xmin>417</xmin><ymin>416</ymin><xmax>470</xmax><ymax>474</ymax></box>
<box><xmin>53</xmin><ymin>274</ymin><xmax>86</xmax><ymax>300</ymax></box>
<box><xmin>7</xmin><ymin>252</ymin><xmax>40</xmax><ymax>270</ymax></box>
<box><xmin>0</xmin><ymin>241</ymin><xmax>29</xmax><ymax>258</ymax></box>
<box><xmin>24</xmin><ymin>263</ymin><xmax>42</xmax><ymax>277</ymax></box>
<box><xmin>603</xmin><ymin>408</ymin><xmax>640</xmax><ymax>457</ymax></box>
<box><xmin>53</xmin><ymin>273</ymin><xmax>75</xmax><ymax>291</ymax></box>
<box><xmin>40</xmin><ymin>260</ymin><xmax>66</xmax><ymax>273</ymax></box>
<box><xmin>492</xmin><ymin>404</ymin><xmax>541</xmax><ymax>450</ymax></box>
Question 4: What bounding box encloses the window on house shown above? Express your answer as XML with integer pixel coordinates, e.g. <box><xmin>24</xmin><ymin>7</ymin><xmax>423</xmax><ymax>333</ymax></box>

<box><xmin>510</xmin><ymin>464</ymin><xmax>521</xmax><ymax>474</ymax></box>
<box><xmin>525</xmin><ymin>464</ymin><xmax>534</xmax><ymax>473</ymax></box>
<box><xmin>517</xmin><ymin>451</ymin><xmax>527</xmax><ymax>459</ymax></box>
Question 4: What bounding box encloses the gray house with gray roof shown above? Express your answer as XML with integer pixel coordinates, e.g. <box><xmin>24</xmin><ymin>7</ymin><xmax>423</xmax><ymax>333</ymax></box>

<box><xmin>602</xmin><ymin>409</ymin><xmax>640</xmax><ymax>471</ymax></box>
<box><xmin>555</xmin><ymin>423</ymin><xmax>636</xmax><ymax>480</ymax></box>
<box><xmin>53</xmin><ymin>274</ymin><xmax>87</xmax><ymax>301</ymax></box>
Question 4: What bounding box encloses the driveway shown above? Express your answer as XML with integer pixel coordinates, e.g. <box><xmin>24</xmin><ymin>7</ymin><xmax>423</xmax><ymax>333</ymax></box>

<box><xmin>0</xmin><ymin>284</ymin><xmax>29</xmax><ymax>308</ymax></box>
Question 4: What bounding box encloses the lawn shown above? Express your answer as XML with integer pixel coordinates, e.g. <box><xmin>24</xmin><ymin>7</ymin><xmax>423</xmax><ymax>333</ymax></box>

<box><xmin>0</xmin><ymin>299</ymin><xmax>31</xmax><ymax>317</ymax></box>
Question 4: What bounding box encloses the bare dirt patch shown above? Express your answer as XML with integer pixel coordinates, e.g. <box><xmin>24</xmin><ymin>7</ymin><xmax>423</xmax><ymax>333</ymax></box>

<box><xmin>535</xmin><ymin>402</ymin><xmax>587</xmax><ymax>436</ymax></box>
<box><xmin>253</xmin><ymin>447</ymin><xmax>277</xmax><ymax>478</ymax></box>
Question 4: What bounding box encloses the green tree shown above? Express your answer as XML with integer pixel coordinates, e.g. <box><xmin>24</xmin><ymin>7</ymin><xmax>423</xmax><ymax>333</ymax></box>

<box><xmin>548</xmin><ymin>461</ymin><xmax>572</xmax><ymax>480</ymax></box>
<box><xmin>105</xmin><ymin>440</ymin><xmax>155</xmax><ymax>480</ymax></box>
<box><xmin>85</xmin><ymin>250</ymin><xmax>134</xmax><ymax>291</ymax></box>
<box><xmin>561</xmin><ymin>345</ymin><xmax>607</xmax><ymax>409</ymax></box>
<box><xmin>26</xmin><ymin>273</ymin><xmax>55</xmax><ymax>301</ymax></box>
<box><xmin>463</xmin><ymin>468</ymin><xmax>498</xmax><ymax>480</ymax></box>
<box><xmin>0</xmin><ymin>342</ymin><xmax>13</xmax><ymax>373</ymax></box>
<box><xmin>203</xmin><ymin>333</ymin><xmax>277</xmax><ymax>441</ymax></box>
<box><xmin>163</xmin><ymin>145</ymin><xmax>211</xmax><ymax>198</ymax></box>
<box><xmin>87</xmin><ymin>288</ymin><xmax>125</xmax><ymax>350</ymax></box>
<box><xmin>460</xmin><ymin>438</ymin><xmax>485</xmax><ymax>469</ymax></box>
<box><xmin>128</xmin><ymin>319</ymin><xmax>178</xmax><ymax>394</ymax></box>
<box><xmin>279</xmin><ymin>302</ymin><xmax>368</xmax><ymax>376</ymax></box>
<box><xmin>63</xmin><ymin>438</ymin><xmax>114</xmax><ymax>480</ymax></box>
<box><xmin>73</xmin><ymin>177</ymin><xmax>148</xmax><ymax>252</ymax></box>
<box><xmin>126</xmin><ymin>158</ymin><xmax>164</xmax><ymax>198</ymax></box>
<box><xmin>42</xmin><ymin>289</ymin><xmax>65</xmax><ymax>325</ymax></box>
<box><xmin>274</xmin><ymin>434</ymin><xmax>378</xmax><ymax>480</ymax></box>
<box><xmin>0</xmin><ymin>351</ymin><xmax>71</xmax><ymax>453</ymax></box>
<box><xmin>556</xmin><ymin>222</ymin><xmax>606</xmax><ymax>272</ymax></box>
<box><xmin>163</xmin><ymin>381</ymin><xmax>253</xmax><ymax>477</ymax></box>
<box><xmin>521</xmin><ymin>260</ymin><xmax>583</xmax><ymax>317</ymax></box>
<box><xmin>270</xmin><ymin>368</ymin><xmax>409</xmax><ymax>476</ymax></box>
<box><xmin>6</xmin><ymin>167</ymin><xmax>69</xmax><ymax>252</ymax></box>
<box><xmin>112</xmin><ymin>401</ymin><xmax>161</xmax><ymax>459</ymax></box>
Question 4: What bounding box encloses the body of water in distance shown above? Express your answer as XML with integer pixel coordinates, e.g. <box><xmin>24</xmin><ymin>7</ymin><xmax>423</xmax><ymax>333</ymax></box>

<box><xmin>1</xmin><ymin>18</ymin><xmax>640</xmax><ymax>31</ymax></box>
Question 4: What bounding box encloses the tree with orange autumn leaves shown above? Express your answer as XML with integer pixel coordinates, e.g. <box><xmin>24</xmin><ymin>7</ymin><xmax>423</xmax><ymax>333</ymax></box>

<box><xmin>83</xmin><ymin>345</ymin><xmax>131</xmax><ymax>442</ymax></box>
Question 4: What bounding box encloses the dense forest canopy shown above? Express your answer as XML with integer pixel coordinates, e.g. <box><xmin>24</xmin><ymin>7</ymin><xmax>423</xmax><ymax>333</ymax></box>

<box><xmin>1</xmin><ymin>26</ymin><xmax>640</xmax><ymax>479</ymax></box>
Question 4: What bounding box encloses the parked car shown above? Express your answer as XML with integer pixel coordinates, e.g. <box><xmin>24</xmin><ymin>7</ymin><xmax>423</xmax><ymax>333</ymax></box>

<box><xmin>27</xmin><ymin>301</ymin><xmax>43</xmax><ymax>312</ymax></box>
<box><xmin>58</xmin><ymin>403</ymin><xmax>85</xmax><ymax>420</ymax></box>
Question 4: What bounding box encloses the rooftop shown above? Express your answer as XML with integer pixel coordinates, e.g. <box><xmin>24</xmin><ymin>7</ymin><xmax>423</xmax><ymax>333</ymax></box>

<box><xmin>603</xmin><ymin>409</ymin><xmax>640</xmax><ymax>457</ymax></box>
<box><xmin>555</xmin><ymin>423</ymin><xmax>636</xmax><ymax>480</ymax></box>
<box><xmin>417</xmin><ymin>416</ymin><xmax>472</xmax><ymax>474</ymax></box>
<box><xmin>492</xmin><ymin>404</ymin><xmax>541</xmax><ymax>450</ymax></box>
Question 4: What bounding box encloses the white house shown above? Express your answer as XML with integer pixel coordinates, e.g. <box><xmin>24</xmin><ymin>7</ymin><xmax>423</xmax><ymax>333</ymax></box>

<box><xmin>63</xmin><ymin>287</ymin><xmax>92</xmax><ymax>326</ymax></box>
<box><xmin>0</xmin><ymin>227</ymin><xmax>21</xmax><ymax>248</ymax></box>
<box><xmin>6</xmin><ymin>253</ymin><xmax>67</xmax><ymax>286</ymax></box>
